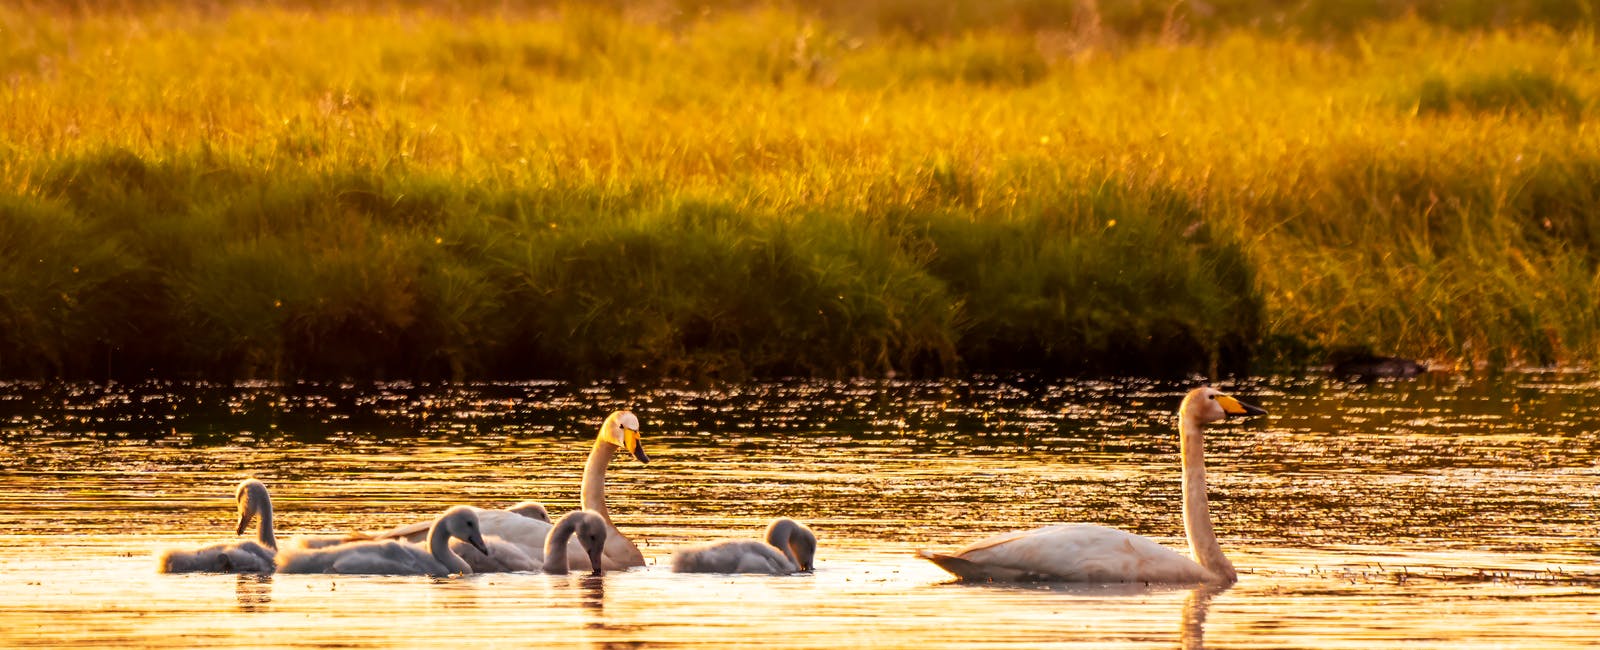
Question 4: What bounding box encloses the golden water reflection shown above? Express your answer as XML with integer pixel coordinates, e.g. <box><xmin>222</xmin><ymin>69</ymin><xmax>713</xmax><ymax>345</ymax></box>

<box><xmin>1</xmin><ymin>374</ymin><xmax>1599</xmax><ymax>647</ymax></box>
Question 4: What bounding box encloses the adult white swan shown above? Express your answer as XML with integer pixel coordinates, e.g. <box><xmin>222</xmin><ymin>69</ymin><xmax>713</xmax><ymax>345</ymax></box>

<box><xmin>276</xmin><ymin>506</ymin><xmax>489</xmax><ymax>576</ymax></box>
<box><xmin>672</xmin><ymin>518</ymin><xmax>816</xmax><ymax>575</ymax></box>
<box><xmin>374</xmin><ymin>411</ymin><xmax>648</xmax><ymax>570</ymax></box>
<box><xmin>918</xmin><ymin>387</ymin><xmax>1267</xmax><ymax>584</ymax></box>
<box><xmin>158</xmin><ymin>478</ymin><xmax>277</xmax><ymax>573</ymax></box>
<box><xmin>448</xmin><ymin>510</ymin><xmax>609</xmax><ymax>574</ymax></box>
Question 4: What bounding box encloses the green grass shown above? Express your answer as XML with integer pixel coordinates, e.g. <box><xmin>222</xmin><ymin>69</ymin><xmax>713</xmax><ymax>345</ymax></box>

<box><xmin>1418</xmin><ymin>69</ymin><xmax>1585</xmax><ymax>119</ymax></box>
<box><xmin>2</xmin><ymin>2</ymin><xmax>1599</xmax><ymax>379</ymax></box>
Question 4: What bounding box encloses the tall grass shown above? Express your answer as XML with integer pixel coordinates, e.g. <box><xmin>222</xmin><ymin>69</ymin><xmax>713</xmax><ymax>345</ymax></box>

<box><xmin>1</xmin><ymin>3</ymin><xmax>1598</xmax><ymax>378</ymax></box>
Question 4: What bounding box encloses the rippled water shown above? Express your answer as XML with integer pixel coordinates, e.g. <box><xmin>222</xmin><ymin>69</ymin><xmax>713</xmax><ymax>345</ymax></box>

<box><xmin>3</xmin><ymin>374</ymin><xmax>1599</xmax><ymax>648</ymax></box>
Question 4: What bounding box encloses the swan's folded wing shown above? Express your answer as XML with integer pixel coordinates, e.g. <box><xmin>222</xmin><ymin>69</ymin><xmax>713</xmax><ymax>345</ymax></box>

<box><xmin>733</xmin><ymin>546</ymin><xmax>795</xmax><ymax>574</ymax></box>
<box><xmin>220</xmin><ymin>545</ymin><xmax>276</xmax><ymax>574</ymax></box>
<box><xmin>289</xmin><ymin>533</ymin><xmax>373</xmax><ymax>550</ymax></box>
<box><xmin>952</xmin><ymin>526</ymin><xmax>1062</xmax><ymax>555</ymax></box>
<box><xmin>451</xmin><ymin>537</ymin><xmax>541</xmax><ymax>573</ymax></box>
<box><xmin>371</xmin><ymin>520</ymin><xmax>432</xmax><ymax>543</ymax></box>
<box><xmin>601</xmin><ymin>523</ymin><xmax>645</xmax><ymax>569</ymax></box>
<box><xmin>158</xmin><ymin>546</ymin><xmax>222</xmax><ymax>573</ymax></box>
<box><xmin>329</xmin><ymin>551</ymin><xmax>417</xmax><ymax>575</ymax></box>
<box><xmin>381</xmin><ymin>508</ymin><xmax>551</xmax><ymax>551</ymax></box>
<box><xmin>933</xmin><ymin>524</ymin><xmax>1208</xmax><ymax>584</ymax></box>
<box><xmin>917</xmin><ymin>549</ymin><xmax>1032</xmax><ymax>582</ymax></box>
<box><xmin>330</xmin><ymin>541</ymin><xmax>441</xmax><ymax>575</ymax></box>
<box><xmin>672</xmin><ymin>540</ymin><xmax>793</xmax><ymax>574</ymax></box>
<box><xmin>475</xmin><ymin>510</ymin><xmax>553</xmax><ymax>553</ymax></box>
<box><xmin>160</xmin><ymin>541</ymin><xmax>275</xmax><ymax>574</ymax></box>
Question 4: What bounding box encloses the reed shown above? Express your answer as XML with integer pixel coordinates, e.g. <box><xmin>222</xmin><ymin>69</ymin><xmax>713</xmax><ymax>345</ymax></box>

<box><xmin>1</xmin><ymin>2</ymin><xmax>1597</xmax><ymax>378</ymax></box>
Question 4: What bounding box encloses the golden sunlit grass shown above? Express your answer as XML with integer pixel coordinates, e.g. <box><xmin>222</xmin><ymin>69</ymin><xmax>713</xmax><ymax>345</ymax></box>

<box><xmin>2</xmin><ymin>2</ymin><xmax>1599</xmax><ymax>378</ymax></box>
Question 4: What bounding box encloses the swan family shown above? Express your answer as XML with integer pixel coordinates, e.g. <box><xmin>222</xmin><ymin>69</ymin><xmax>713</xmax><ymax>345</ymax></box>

<box><xmin>159</xmin><ymin>412</ymin><xmax>639</xmax><ymax>577</ymax></box>
<box><xmin>369</xmin><ymin>410</ymin><xmax>648</xmax><ymax>571</ymax></box>
<box><xmin>159</xmin><ymin>387</ymin><xmax>1268</xmax><ymax>586</ymax></box>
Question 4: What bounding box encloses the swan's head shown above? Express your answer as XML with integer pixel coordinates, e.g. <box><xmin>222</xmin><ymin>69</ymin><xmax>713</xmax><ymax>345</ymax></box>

<box><xmin>506</xmin><ymin>501</ymin><xmax>551</xmax><ymax>523</ymax></box>
<box><xmin>600</xmin><ymin>410</ymin><xmax>649</xmax><ymax>464</ymax></box>
<box><xmin>767</xmin><ymin>518</ymin><xmax>817</xmax><ymax>572</ymax></box>
<box><xmin>1183</xmin><ymin>387</ymin><xmax>1268</xmax><ymax>425</ymax></box>
<box><xmin>234</xmin><ymin>479</ymin><xmax>271</xmax><ymax>542</ymax></box>
<box><xmin>572</xmin><ymin>510</ymin><xmax>609</xmax><ymax>576</ymax></box>
<box><xmin>441</xmin><ymin>506</ymin><xmax>491</xmax><ymax>556</ymax></box>
<box><xmin>788</xmin><ymin>529</ymin><xmax>817</xmax><ymax>572</ymax></box>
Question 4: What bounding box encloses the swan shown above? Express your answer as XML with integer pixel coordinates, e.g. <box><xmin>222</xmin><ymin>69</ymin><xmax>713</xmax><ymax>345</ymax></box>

<box><xmin>158</xmin><ymin>478</ymin><xmax>277</xmax><ymax>573</ymax></box>
<box><xmin>374</xmin><ymin>410</ymin><xmax>648</xmax><ymax>570</ymax></box>
<box><xmin>917</xmin><ymin>387</ymin><xmax>1267</xmax><ymax>585</ymax></box>
<box><xmin>276</xmin><ymin>506</ymin><xmax>489</xmax><ymax>576</ymax></box>
<box><xmin>539</xmin><ymin>510</ymin><xmax>610</xmax><ymax>575</ymax></box>
<box><xmin>672</xmin><ymin>518</ymin><xmax>817</xmax><ymax>575</ymax></box>
<box><xmin>448</xmin><ymin>509</ymin><xmax>607</xmax><ymax>574</ymax></box>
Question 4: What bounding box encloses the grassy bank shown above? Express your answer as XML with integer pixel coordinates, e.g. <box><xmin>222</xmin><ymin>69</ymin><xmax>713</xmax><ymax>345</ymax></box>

<box><xmin>1</xmin><ymin>2</ymin><xmax>1598</xmax><ymax>379</ymax></box>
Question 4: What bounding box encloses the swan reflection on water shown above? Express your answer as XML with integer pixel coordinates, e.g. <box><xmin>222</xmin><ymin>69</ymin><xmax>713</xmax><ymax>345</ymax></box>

<box><xmin>932</xmin><ymin>580</ymin><xmax>1224</xmax><ymax>648</ymax></box>
<box><xmin>571</xmin><ymin>574</ymin><xmax>606</xmax><ymax>613</ymax></box>
<box><xmin>565</xmin><ymin>574</ymin><xmax>654</xmax><ymax>639</ymax></box>
<box><xmin>1181</xmin><ymin>585</ymin><xmax>1224</xmax><ymax>650</ymax></box>
<box><xmin>234</xmin><ymin>574</ymin><xmax>272</xmax><ymax>613</ymax></box>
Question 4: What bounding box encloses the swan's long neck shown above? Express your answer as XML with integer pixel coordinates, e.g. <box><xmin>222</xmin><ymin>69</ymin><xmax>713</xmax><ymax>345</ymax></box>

<box><xmin>257</xmin><ymin>495</ymin><xmax>276</xmax><ymax>550</ymax></box>
<box><xmin>765</xmin><ymin>520</ymin><xmax>800</xmax><ymax>570</ymax></box>
<box><xmin>427</xmin><ymin>521</ymin><xmax>471</xmax><ymax>575</ymax></box>
<box><xmin>543</xmin><ymin>517</ymin><xmax>578</xmax><ymax>575</ymax></box>
<box><xmin>239</xmin><ymin>481</ymin><xmax>276</xmax><ymax>551</ymax></box>
<box><xmin>1180</xmin><ymin>413</ymin><xmax>1235</xmax><ymax>584</ymax></box>
<box><xmin>580</xmin><ymin>437</ymin><xmax>616</xmax><ymax>524</ymax></box>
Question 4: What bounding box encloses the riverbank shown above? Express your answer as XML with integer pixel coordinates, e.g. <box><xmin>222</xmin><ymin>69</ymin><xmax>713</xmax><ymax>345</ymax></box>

<box><xmin>2</xmin><ymin>2</ymin><xmax>1597</xmax><ymax>379</ymax></box>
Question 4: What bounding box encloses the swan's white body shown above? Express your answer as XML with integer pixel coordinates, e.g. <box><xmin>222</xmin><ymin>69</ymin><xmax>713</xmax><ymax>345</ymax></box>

<box><xmin>159</xmin><ymin>479</ymin><xmax>278</xmax><ymax>574</ymax></box>
<box><xmin>673</xmin><ymin>518</ymin><xmax>817</xmax><ymax>575</ymax></box>
<box><xmin>918</xmin><ymin>524</ymin><xmax>1212</xmax><ymax>583</ymax></box>
<box><xmin>276</xmin><ymin>506</ymin><xmax>488</xmax><ymax>576</ymax></box>
<box><xmin>381</xmin><ymin>508</ymin><xmax>552</xmax><ymax>556</ymax></box>
<box><xmin>374</xmin><ymin>411</ymin><xmax>648</xmax><ymax>571</ymax></box>
<box><xmin>918</xmin><ymin>387</ymin><xmax>1267</xmax><ymax>585</ymax></box>
<box><xmin>449</xmin><ymin>536</ymin><xmax>542</xmax><ymax>573</ymax></box>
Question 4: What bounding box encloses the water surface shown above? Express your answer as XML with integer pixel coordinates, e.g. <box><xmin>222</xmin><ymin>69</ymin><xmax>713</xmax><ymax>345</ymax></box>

<box><xmin>3</xmin><ymin>375</ymin><xmax>1598</xmax><ymax>648</ymax></box>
